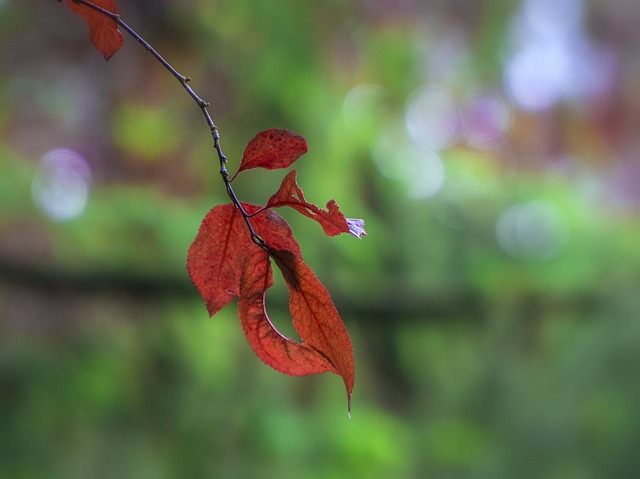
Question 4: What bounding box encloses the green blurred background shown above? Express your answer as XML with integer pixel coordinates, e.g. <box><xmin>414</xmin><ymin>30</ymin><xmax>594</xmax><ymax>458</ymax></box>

<box><xmin>2</xmin><ymin>0</ymin><xmax>640</xmax><ymax>477</ymax></box>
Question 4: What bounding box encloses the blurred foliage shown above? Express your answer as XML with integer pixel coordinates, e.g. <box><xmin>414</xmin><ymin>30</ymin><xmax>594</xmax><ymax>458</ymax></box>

<box><xmin>2</xmin><ymin>0</ymin><xmax>640</xmax><ymax>477</ymax></box>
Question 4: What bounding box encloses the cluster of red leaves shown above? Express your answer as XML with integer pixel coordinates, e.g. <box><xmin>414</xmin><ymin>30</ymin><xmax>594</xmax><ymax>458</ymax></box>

<box><xmin>59</xmin><ymin>0</ymin><xmax>123</xmax><ymax>60</ymax></box>
<box><xmin>59</xmin><ymin>0</ymin><xmax>366</xmax><ymax>412</ymax></box>
<box><xmin>188</xmin><ymin>130</ymin><xmax>365</xmax><ymax>410</ymax></box>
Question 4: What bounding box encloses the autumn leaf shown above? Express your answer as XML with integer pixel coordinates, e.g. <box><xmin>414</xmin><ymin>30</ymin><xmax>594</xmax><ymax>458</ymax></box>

<box><xmin>187</xmin><ymin>203</ymin><xmax>301</xmax><ymax>316</ymax></box>
<box><xmin>271</xmin><ymin>249</ymin><xmax>355</xmax><ymax>408</ymax></box>
<box><xmin>187</xmin><ymin>204</ymin><xmax>253</xmax><ymax>316</ymax></box>
<box><xmin>238</xmin><ymin>250</ymin><xmax>338</xmax><ymax>377</ymax></box>
<box><xmin>232</xmin><ymin>129</ymin><xmax>308</xmax><ymax>179</ymax></box>
<box><xmin>266</xmin><ymin>170</ymin><xmax>367</xmax><ymax>238</ymax></box>
<box><xmin>64</xmin><ymin>0</ymin><xmax>124</xmax><ymax>60</ymax></box>
<box><xmin>251</xmin><ymin>206</ymin><xmax>303</xmax><ymax>255</ymax></box>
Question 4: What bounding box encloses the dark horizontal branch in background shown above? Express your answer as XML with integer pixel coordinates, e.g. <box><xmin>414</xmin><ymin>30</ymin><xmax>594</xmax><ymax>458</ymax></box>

<box><xmin>1</xmin><ymin>259</ymin><xmax>601</xmax><ymax>322</ymax></box>
<box><xmin>0</xmin><ymin>259</ymin><xmax>192</xmax><ymax>299</ymax></box>
<box><xmin>0</xmin><ymin>259</ymin><xmax>476</xmax><ymax>320</ymax></box>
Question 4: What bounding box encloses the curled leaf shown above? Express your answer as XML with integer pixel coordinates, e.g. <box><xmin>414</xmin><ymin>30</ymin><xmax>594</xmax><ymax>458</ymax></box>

<box><xmin>238</xmin><ymin>250</ymin><xmax>338</xmax><ymax>376</ymax></box>
<box><xmin>271</xmin><ymin>249</ymin><xmax>355</xmax><ymax>409</ymax></box>
<box><xmin>65</xmin><ymin>0</ymin><xmax>124</xmax><ymax>60</ymax></box>
<box><xmin>266</xmin><ymin>170</ymin><xmax>366</xmax><ymax>238</ymax></box>
<box><xmin>233</xmin><ymin>129</ymin><xmax>308</xmax><ymax>179</ymax></box>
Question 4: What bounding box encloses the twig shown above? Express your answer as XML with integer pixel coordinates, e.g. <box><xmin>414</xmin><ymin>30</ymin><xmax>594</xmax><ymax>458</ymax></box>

<box><xmin>69</xmin><ymin>0</ymin><xmax>268</xmax><ymax>250</ymax></box>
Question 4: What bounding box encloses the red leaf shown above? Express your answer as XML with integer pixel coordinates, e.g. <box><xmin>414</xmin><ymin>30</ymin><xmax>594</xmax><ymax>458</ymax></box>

<box><xmin>233</xmin><ymin>129</ymin><xmax>308</xmax><ymax>179</ymax></box>
<box><xmin>266</xmin><ymin>170</ymin><xmax>367</xmax><ymax>238</ymax></box>
<box><xmin>272</xmin><ymin>250</ymin><xmax>355</xmax><ymax>410</ymax></box>
<box><xmin>238</xmin><ymin>250</ymin><xmax>337</xmax><ymax>376</ymax></box>
<box><xmin>251</xmin><ymin>207</ymin><xmax>302</xmax><ymax>256</ymax></box>
<box><xmin>187</xmin><ymin>204</ymin><xmax>251</xmax><ymax>316</ymax></box>
<box><xmin>187</xmin><ymin>203</ymin><xmax>301</xmax><ymax>316</ymax></box>
<box><xmin>65</xmin><ymin>0</ymin><xmax>124</xmax><ymax>60</ymax></box>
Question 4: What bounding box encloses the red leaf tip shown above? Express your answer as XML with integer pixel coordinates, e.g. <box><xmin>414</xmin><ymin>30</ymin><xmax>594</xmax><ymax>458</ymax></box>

<box><xmin>65</xmin><ymin>0</ymin><xmax>124</xmax><ymax>60</ymax></box>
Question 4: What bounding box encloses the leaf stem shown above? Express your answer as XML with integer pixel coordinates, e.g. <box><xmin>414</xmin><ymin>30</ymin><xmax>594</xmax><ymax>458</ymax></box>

<box><xmin>69</xmin><ymin>0</ymin><xmax>269</xmax><ymax>252</ymax></box>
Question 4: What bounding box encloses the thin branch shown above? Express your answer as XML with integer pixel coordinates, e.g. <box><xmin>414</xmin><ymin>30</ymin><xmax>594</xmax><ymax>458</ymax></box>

<box><xmin>69</xmin><ymin>0</ymin><xmax>269</xmax><ymax>251</ymax></box>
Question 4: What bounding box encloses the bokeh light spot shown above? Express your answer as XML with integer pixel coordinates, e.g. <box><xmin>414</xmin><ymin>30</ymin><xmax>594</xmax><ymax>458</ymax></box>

<box><xmin>404</xmin><ymin>148</ymin><xmax>445</xmax><ymax>199</ymax></box>
<box><xmin>460</xmin><ymin>89</ymin><xmax>512</xmax><ymax>149</ymax></box>
<box><xmin>405</xmin><ymin>87</ymin><xmax>458</xmax><ymax>150</ymax></box>
<box><xmin>32</xmin><ymin>149</ymin><xmax>92</xmax><ymax>221</ymax></box>
<box><xmin>522</xmin><ymin>0</ymin><xmax>583</xmax><ymax>37</ymax></box>
<box><xmin>374</xmin><ymin>135</ymin><xmax>445</xmax><ymax>200</ymax></box>
<box><xmin>342</xmin><ymin>84</ymin><xmax>386</xmax><ymax>123</ymax></box>
<box><xmin>504</xmin><ymin>0</ymin><xmax>598</xmax><ymax>111</ymax></box>
<box><xmin>505</xmin><ymin>45</ymin><xmax>570</xmax><ymax>112</ymax></box>
<box><xmin>496</xmin><ymin>200</ymin><xmax>569</xmax><ymax>260</ymax></box>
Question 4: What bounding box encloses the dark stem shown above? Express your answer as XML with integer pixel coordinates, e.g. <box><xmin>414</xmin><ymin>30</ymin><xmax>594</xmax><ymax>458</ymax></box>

<box><xmin>69</xmin><ymin>0</ymin><xmax>268</xmax><ymax>251</ymax></box>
